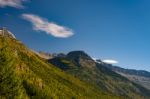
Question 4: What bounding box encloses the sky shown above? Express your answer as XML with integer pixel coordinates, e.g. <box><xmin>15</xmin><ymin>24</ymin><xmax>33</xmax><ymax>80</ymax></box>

<box><xmin>0</xmin><ymin>0</ymin><xmax>150</xmax><ymax>71</ymax></box>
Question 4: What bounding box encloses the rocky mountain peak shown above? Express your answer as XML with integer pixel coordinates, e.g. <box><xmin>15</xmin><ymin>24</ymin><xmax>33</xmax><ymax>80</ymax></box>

<box><xmin>66</xmin><ymin>51</ymin><xmax>96</xmax><ymax>68</ymax></box>
<box><xmin>67</xmin><ymin>51</ymin><xmax>92</xmax><ymax>60</ymax></box>
<box><xmin>0</xmin><ymin>27</ymin><xmax>16</xmax><ymax>39</ymax></box>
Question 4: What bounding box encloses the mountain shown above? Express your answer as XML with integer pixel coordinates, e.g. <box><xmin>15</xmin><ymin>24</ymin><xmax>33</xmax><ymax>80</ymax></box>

<box><xmin>103</xmin><ymin>64</ymin><xmax>150</xmax><ymax>90</ymax></box>
<box><xmin>0</xmin><ymin>32</ymin><xmax>123</xmax><ymax>99</ymax></box>
<box><xmin>0</xmin><ymin>28</ymin><xmax>16</xmax><ymax>38</ymax></box>
<box><xmin>1</xmin><ymin>28</ymin><xmax>150</xmax><ymax>99</ymax></box>
<box><xmin>49</xmin><ymin>51</ymin><xmax>150</xmax><ymax>99</ymax></box>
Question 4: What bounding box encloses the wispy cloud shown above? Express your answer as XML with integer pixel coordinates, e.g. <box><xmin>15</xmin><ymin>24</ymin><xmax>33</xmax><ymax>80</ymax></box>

<box><xmin>102</xmin><ymin>59</ymin><xmax>118</xmax><ymax>64</ymax></box>
<box><xmin>0</xmin><ymin>0</ymin><xmax>28</xmax><ymax>8</ymax></box>
<box><xmin>22</xmin><ymin>14</ymin><xmax>74</xmax><ymax>38</ymax></box>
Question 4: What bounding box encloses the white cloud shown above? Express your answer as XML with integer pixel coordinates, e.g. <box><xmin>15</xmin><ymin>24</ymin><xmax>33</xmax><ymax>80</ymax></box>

<box><xmin>22</xmin><ymin>14</ymin><xmax>74</xmax><ymax>38</ymax></box>
<box><xmin>0</xmin><ymin>0</ymin><xmax>28</xmax><ymax>8</ymax></box>
<box><xmin>102</xmin><ymin>59</ymin><xmax>118</xmax><ymax>64</ymax></box>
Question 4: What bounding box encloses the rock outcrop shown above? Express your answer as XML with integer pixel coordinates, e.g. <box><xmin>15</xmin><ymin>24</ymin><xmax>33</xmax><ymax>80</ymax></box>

<box><xmin>0</xmin><ymin>27</ymin><xmax>16</xmax><ymax>38</ymax></box>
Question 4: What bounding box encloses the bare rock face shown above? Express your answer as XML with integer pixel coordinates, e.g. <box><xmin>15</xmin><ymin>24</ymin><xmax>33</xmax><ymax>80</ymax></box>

<box><xmin>0</xmin><ymin>28</ymin><xmax>16</xmax><ymax>39</ymax></box>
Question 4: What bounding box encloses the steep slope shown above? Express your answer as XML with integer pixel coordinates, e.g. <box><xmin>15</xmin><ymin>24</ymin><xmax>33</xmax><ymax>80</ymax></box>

<box><xmin>49</xmin><ymin>51</ymin><xmax>150</xmax><ymax>99</ymax></box>
<box><xmin>104</xmin><ymin>64</ymin><xmax>150</xmax><ymax>90</ymax></box>
<box><xmin>0</xmin><ymin>36</ymin><xmax>123</xmax><ymax>99</ymax></box>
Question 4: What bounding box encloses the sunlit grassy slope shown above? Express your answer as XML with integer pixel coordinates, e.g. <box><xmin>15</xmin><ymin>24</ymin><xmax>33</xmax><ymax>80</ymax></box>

<box><xmin>0</xmin><ymin>36</ymin><xmax>126</xmax><ymax>99</ymax></box>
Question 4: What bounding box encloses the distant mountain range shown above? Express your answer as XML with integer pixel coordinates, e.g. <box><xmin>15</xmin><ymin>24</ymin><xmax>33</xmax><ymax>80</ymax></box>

<box><xmin>100</xmin><ymin>63</ymin><xmax>150</xmax><ymax>90</ymax></box>
<box><xmin>1</xmin><ymin>29</ymin><xmax>150</xmax><ymax>99</ymax></box>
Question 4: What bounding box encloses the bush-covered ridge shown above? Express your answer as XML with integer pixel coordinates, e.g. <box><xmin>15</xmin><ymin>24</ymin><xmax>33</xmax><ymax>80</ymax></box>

<box><xmin>0</xmin><ymin>36</ymin><xmax>124</xmax><ymax>99</ymax></box>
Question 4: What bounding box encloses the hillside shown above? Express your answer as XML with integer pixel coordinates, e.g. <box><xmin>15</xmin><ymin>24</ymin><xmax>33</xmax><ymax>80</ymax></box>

<box><xmin>49</xmin><ymin>51</ymin><xmax>150</xmax><ymax>99</ymax></box>
<box><xmin>0</xmin><ymin>36</ymin><xmax>123</xmax><ymax>99</ymax></box>
<box><xmin>103</xmin><ymin>64</ymin><xmax>150</xmax><ymax>90</ymax></box>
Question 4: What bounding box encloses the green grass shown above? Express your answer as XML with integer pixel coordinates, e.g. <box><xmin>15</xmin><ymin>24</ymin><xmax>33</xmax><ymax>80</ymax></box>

<box><xmin>0</xmin><ymin>36</ymin><xmax>124</xmax><ymax>99</ymax></box>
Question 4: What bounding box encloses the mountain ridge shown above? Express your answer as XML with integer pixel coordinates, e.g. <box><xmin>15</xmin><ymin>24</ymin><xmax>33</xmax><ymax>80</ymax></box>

<box><xmin>0</xmin><ymin>35</ymin><xmax>123</xmax><ymax>99</ymax></box>
<box><xmin>102</xmin><ymin>63</ymin><xmax>150</xmax><ymax>90</ymax></box>
<box><xmin>1</xmin><ymin>29</ymin><xmax>150</xmax><ymax>99</ymax></box>
<box><xmin>49</xmin><ymin>50</ymin><xmax>150</xmax><ymax>99</ymax></box>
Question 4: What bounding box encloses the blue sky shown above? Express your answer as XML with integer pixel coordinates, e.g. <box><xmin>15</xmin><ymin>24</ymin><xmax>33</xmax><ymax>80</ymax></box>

<box><xmin>0</xmin><ymin>0</ymin><xmax>150</xmax><ymax>71</ymax></box>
